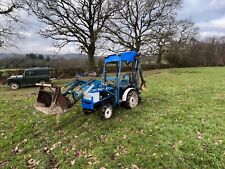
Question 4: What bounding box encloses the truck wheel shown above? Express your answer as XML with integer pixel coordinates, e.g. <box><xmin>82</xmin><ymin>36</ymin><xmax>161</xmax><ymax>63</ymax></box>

<box><xmin>125</xmin><ymin>90</ymin><xmax>139</xmax><ymax>109</ymax></box>
<box><xmin>102</xmin><ymin>104</ymin><xmax>113</xmax><ymax>119</ymax></box>
<box><xmin>10</xmin><ymin>83</ymin><xmax>20</xmax><ymax>90</ymax></box>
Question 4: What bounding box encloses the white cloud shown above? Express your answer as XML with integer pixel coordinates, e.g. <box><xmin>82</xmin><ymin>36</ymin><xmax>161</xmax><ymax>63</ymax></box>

<box><xmin>1</xmin><ymin>0</ymin><xmax>225</xmax><ymax>54</ymax></box>
<box><xmin>178</xmin><ymin>0</ymin><xmax>225</xmax><ymax>22</ymax></box>
<box><xmin>178</xmin><ymin>0</ymin><xmax>225</xmax><ymax>38</ymax></box>
<box><xmin>200</xmin><ymin>31</ymin><xmax>225</xmax><ymax>39</ymax></box>
<box><xmin>19</xmin><ymin>32</ymin><xmax>33</xmax><ymax>38</ymax></box>
<box><xmin>0</xmin><ymin>10</ymin><xmax>77</xmax><ymax>54</ymax></box>
<box><xmin>197</xmin><ymin>16</ymin><xmax>225</xmax><ymax>34</ymax></box>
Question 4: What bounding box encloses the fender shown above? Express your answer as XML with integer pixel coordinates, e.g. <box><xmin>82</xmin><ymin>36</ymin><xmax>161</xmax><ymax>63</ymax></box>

<box><xmin>122</xmin><ymin>88</ymin><xmax>135</xmax><ymax>102</ymax></box>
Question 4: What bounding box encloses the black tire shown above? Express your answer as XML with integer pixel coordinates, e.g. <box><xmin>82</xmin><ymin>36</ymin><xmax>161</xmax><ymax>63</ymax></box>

<box><xmin>83</xmin><ymin>109</ymin><xmax>93</xmax><ymax>115</ymax></box>
<box><xmin>10</xmin><ymin>82</ymin><xmax>20</xmax><ymax>90</ymax></box>
<box><xmin>102</xmin><ymin>104</ymin><xmax>113</xmax><ymax>119</ymax></box>
<box><xmin>125</xmin><ymin>90</ymin><xmax>139</xmax><ymax>109</ymax></box>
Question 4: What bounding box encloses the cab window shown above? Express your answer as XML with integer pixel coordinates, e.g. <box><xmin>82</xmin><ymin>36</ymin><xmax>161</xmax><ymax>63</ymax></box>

<box><xmin>25</xmin><ymin>70</ymin><xmax>34</xmax><ymax>76</ymax></box>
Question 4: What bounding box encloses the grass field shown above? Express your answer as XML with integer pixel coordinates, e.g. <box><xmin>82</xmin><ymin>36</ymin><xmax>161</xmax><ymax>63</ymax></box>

<box><xmin>1</xmin><ymin>67</ymin><xmax>225</xmax><ymax>168</ymax></box>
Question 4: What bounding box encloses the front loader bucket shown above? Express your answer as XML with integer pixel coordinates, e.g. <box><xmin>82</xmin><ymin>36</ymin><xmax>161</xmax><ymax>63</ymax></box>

<box><xmin>34</xmin><ymin>84</ymin><xmax>71</xmax><ymax>115</ymax></box>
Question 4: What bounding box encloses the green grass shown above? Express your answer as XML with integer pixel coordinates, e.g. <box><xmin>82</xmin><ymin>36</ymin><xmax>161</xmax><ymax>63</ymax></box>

<box><xmin>1</xmin><ymin>67</ymin><xmax>225</xmax><ymax>168</ymax></box>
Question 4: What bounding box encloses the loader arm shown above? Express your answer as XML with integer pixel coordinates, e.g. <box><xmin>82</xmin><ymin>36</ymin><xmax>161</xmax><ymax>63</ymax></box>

<box><xmin>34</xmin><ymin>80</ymin><xmax>95</xmax><ymax>115</ymax></box>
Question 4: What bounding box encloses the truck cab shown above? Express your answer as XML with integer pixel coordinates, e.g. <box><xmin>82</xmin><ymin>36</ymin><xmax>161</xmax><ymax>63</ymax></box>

<box><xmin>7</xmin><ymin>67</ymin><xmax>51</xmax><ymax>90</ymax></box>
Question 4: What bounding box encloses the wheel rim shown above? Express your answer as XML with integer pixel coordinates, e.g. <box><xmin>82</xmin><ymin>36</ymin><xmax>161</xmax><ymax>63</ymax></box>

<box><xmin>11</xmin><ymin>84</ymin><xmax>18</xmax><ymax>90</ymax></box>
<box><xmin>129</xmin><ymin>92</ymin><xmax>138</xmax><ymax>108</ymax></box>
<box><xmin>104</xmin><ymin>108</ymin><xmax>112</xmax><ymax>119</ymax></box>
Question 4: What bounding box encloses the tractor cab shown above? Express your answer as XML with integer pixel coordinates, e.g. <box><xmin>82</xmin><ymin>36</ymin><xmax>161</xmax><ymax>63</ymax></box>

<box><xmin>102</xmin><ymin>51</ymin><xmax>141</xmax><ymax>99</ymax></box>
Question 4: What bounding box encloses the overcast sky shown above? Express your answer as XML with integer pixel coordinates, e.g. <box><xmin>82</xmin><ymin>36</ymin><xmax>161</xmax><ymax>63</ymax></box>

<box><xmin>1</xmin><ymin>0</ymin><xmax>225</xmax><ymax>54</ymax></box>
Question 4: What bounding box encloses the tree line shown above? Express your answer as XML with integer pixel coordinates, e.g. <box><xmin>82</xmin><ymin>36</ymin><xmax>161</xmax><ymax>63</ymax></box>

<box><xmin>0</xmin><ymin>53</ymin><xmax>89</xmax><ymax>70</ymax></box>
<box><xmin>166</xmin><ymin>36</ymin><xmax>225</xmax><ymax>67</ymax></box>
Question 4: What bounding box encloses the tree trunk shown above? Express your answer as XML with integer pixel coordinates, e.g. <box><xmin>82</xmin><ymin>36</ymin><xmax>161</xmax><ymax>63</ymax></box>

<box><xmin>135</xmin><ymin>40</ymin><xmax>141</xmax><ymax>52</ymax></box>
<box><xmin>157</xmin><ymin>53</ymin><xmax>162</xmax><ymax>64</ymax></box>
<box><xmin>87</xmin><ymin>47</ymin><xmax>96</xmax><ymax>71</ymax></box>
<box><xmin>157</xmin><ymin>46</ymin><xmax>164</xmax><ymax>64</ymax></box>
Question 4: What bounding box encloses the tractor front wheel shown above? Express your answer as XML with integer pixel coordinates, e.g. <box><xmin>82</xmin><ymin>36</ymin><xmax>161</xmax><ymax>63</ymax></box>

<box><xmin>125</xmin><ymin>90</ymin><xmax>139</xmax><ymax>109</ymax></box>
<box><xmin>102</xmin><ymin>104</ymin><xmax>113</xmax><ymax>119</ymax></box>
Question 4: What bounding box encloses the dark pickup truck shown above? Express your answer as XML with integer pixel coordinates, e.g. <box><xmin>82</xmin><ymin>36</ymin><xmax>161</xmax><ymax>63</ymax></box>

<box><xmin>6</xmin><ymin>67</ymin><xmax>51</xmax><ymax>89</ymax></box>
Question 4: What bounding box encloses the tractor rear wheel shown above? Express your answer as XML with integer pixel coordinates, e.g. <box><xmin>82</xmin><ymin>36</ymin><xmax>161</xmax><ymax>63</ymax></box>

<box><xmin>102</xmin><ymin>104</ymin><xmax>113</xmax><ymax>119</ymax></box>
<box><xmin>125</xmin><ymin>90</ymin><xmax>139</xmax><ymax>109</ymax></box>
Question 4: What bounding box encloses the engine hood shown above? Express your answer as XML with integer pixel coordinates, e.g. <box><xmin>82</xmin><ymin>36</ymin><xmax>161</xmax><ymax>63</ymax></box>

<box><xmin>8</xmin><ymin>75</ymin><xmax>23</xmax><ymax>79</ymax></box>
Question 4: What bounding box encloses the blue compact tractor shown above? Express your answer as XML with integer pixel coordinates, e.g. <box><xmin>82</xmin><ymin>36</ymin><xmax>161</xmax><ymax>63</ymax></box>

<box><xmin>34</xmin><ymin>51</ymin><xmax>143</xmax><ymax>119</ymax></box>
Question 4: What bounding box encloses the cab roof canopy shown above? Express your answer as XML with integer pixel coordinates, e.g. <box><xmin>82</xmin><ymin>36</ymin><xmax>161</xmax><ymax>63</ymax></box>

<box><xmin>105</xmin><ymin>51</ymin><xmax>138</xmax><ymax>63</ymax></box>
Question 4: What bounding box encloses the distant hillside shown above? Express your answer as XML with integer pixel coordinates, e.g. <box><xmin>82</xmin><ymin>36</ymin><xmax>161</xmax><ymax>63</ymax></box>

<box><xmin>0</xmin><ymin>53</ymin><xmax>87</xmax><ymax>60</ymax></box>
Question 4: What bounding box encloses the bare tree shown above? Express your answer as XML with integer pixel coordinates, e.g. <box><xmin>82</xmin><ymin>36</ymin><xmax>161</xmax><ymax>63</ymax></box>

<box><xmin>164</xmin><ymin>20</ymin><xmax>199</xmax><ymax>67</ymax></box>
<box><xmin>104</xmin><ymin>0</ymin><xmax>181</xmax><ymax>53</ymax></box>
<box><xmin>0</xmin><ymin>3</ymin><xmax>16</xmax><ymax>14</ymax></box>
<box><xmin>27</xmin><ymin>0</ymin><xmax>117</xmax><ymax>70</ymax></box>
<box><xmin>103</xmin><ymin>0</ymin><xmax>181</xmax><ymax>88</ymax></box>
<box><xmin>150</xmin><ymin>16</ymin><xmax>175</xmax><ymax>64</ymax></box>
<box><xmin>0</xmin><ymin>0</ymin><xmax>22</xmax><ymax>48</ymax></box>
<box><xmin>174</xmin><ymin>20</ymin><xmax>198</xmax><ymax>45</ymax></box>
<box><xmin>152</xmin><ymin>19</ymin><xmax>198</xmax><ymax>64</ymax></box>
